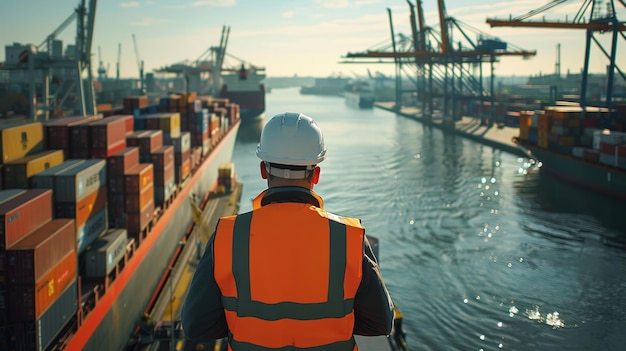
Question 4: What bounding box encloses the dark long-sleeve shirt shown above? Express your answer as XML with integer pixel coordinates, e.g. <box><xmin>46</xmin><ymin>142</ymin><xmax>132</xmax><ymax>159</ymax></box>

<box><xmin>181</xmin><ymin>187</ymin><xmax>395</xmax><ymax>340</ymax></box>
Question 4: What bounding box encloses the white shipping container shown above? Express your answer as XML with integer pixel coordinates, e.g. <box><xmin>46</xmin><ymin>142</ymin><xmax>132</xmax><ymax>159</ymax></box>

<box><xmin>571</xmin><ymin>147</ymin><xmax>584</xmax><ymax>158</ymax></box>
<box><xmin>54</xmin><ymin>159</ymin><xmax>106</xmax><ymax>203</ymax></box>
<box><xmin>599</xmin><ymin>131</ymin><xmax>626</xmax><ymax>145</ymax></box>
<box><xmin>31</xmin><ymin>160</ymin><xmax>84</xmax><ymax>192</ymax></box>
<box><xmin>84</xmin><ymin>229</ymin><xmax>128</xmax><ymax>277</ymax></box>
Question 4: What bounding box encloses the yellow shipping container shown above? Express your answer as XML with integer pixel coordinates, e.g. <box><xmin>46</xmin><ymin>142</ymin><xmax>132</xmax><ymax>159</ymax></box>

<box><xmin>159</xmin><ymin>113</ymin><xmax>181</xmax><ymax>133</ymax></box>
<box><xmin>3</xmin><ymin>149</ymin><xmax>64</xmax><ymax>188</ymax></box>
<box><xmin>0</xmin><ymin>121</ymin><xmax>44</xmax><ymax>164</ymax></box>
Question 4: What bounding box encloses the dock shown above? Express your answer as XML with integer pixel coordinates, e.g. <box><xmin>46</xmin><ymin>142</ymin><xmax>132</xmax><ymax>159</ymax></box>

<box><xmin>376</xmin><ymin>102</ymin><xmax>531</xmax><ymax>158</ymax></box>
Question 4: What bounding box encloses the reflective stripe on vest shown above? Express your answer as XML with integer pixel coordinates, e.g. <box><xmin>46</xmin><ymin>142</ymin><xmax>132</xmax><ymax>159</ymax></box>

<box><xmin>221</xmin><ymin>212</ymin><xmax>353</xmax><ymax>320</ymax></box>
<box><xmin>214</xmin><ymin>204</ymin><xmax>363</xmax><ymax>351</ymax></box>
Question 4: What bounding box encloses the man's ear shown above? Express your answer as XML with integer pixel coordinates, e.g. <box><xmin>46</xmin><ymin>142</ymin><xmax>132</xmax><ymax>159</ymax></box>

<box><xmin>260</xmin><ymin>161</ymin><xmax>268</xmax><ymax>179</ymax></box>
<box><xmin>311</xmin><ymin>166</ymin><xmax>320</xmax><ymax>185</ymax></box>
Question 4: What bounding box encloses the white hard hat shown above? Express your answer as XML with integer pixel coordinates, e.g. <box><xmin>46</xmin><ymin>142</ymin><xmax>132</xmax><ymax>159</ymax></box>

<box><xmin>256</xmin><ymin>112</ymin><xmax>327</xmax><ymax>166</ymax></box>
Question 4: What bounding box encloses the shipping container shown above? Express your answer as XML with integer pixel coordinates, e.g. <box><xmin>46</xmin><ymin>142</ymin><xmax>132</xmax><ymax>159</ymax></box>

<box><xmin>0</xmin><ymin>121</ymin><xmax>45</xmax><ymax>164</ymax></box>
<box><xmin>105</xmin><ymin>114</ymin><xmax>134</xmax><ymax>135</ymax></box>
<box><xmin>89</xmin><ymin>117</ymin><xmax>127</xmax><ymax>151</ymax></box>
<box><xmin>150</xmin><ymin>145</ymin><xmax>175</xmax><ymax>170</ymax></box>
<box><xmin>0</xmin><ymin>189</ymin><xmax>53</xmax><ymax>250</ymax></box>
<box><xmin>70</xmin><ymin>123</ymin><xmax>91</xmax><ymax>159</ymax></box>
<box><xmin>154</xmin><ymin>163</ymin><xmax>175</xmax><ymax>187</ymax></box>
<box><xmin>126</xmin><ymin>201</ymin><xmax>154</xmax><ymax>235</ymax></box>
<box><xmin>55</xmin><ymin>185</ymin><xmax>107</xmax><ymax>229</ymax></box>
<box><xmin>107</xmin><ymin>147</ymin><xmax>140</xmax><ymax>176</ymax></box>
<box><xmin>169</xmin><ymin>131</ymin><xmax>190</xmax><ymax>153</ymax></box>
<box><xmin>83</xmin><ymin>229</ymin><xmax>128</xmax><ymax>277</ymax></box>
<box><xmin>12</xmin><ymin>280</ymin><xmax>77</xmax><ymax>351</ymax></box>
<box><xmin>0</xmin><ymin>189</ymin><xmax>26</xmax><ymax>203</ymax></box>
<box><xmin>127</xmin><ymin>130</ymin><xmax>163</xmax><ymax>159</ymax></box>
<box><xmin>6</xmin><ymin>219</ymin><xmax>75</xmax><ymax>285</ymax></box>
<box><xmin>2</xmin><ymin>149</ymin><xmax>64</xmax><ymax>189</ymax></box>
<box><xmin>30</xmin><ymin>160</ymin><xmax>85</xmax><ymax>193</ymax></box>
<box><xmin>76</xmin><ymin>208</ymin><xmax>107</xmax><ymax>254</ymax></box>
<box><xmin>54</xmin><ymin>159</ymin><xmax>106</xmax><ymax>203</ymax></box>
<box><xmin>124</xmin><ymin>163</ymin><xmax>153</xmax><ymax>194</ymax></box>
<box><xmin>44</xmin><ymin>115</ymin><xmax>101</xmax><ymax>158</ymax></box>
<box><xmin>143</xmin><ymin>112</ymin><xmax>181</xmax><ymax>138</ymax></box>
<box><xmin>125</xmin><ymin>183</ymin><xmax>154</xmax><ymax>212</ymax></box>
<box><xmin>6</xmin><ymin>250</ymin><xmax>76</xmax><ymax>322</ymax></box>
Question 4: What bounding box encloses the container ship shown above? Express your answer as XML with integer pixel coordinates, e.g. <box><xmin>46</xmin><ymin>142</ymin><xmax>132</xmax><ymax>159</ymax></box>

<box><xmin>219</xmin><ymin>64</ymin><xmax>266</xmax><ymax>122</ymax></box>
<box><xmin>0</xmin><ymin>92</ymin><xmax>241</xmax><ymax>351</ymax></box>
<box><xmin>513</xmin><ymin>104</ymin><xmax>626</xmax><ymax>200</ymax></box>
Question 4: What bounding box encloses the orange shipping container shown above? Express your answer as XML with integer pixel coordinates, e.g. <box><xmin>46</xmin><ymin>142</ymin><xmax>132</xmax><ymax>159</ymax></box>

<box><xmin>6</xmin><ymin>250</ymin><xmax>77</xmax><ymax>322</ymax></box>
<box><xmin>0</xmin><ymin>121</ymin><xmax>45</xmax><ymax>164</ymax></box>
<box><xmin>3</xmin><ymin>149</ymin><xmax>64</xmax><ymax>188</ymax></box>
<box><xmin>6</xmin><ymin>219</ymin><xmax>75</xmax><ymax>285</ymax></box>
<box><xmin>125</xmin><ymin>183</ymin><xmax>154</xmax><ymax>212</ymax></box>
<box><xmin>125</xmin><ymin>163</ymin><xmax>154</xmax><ymax>194</ymax></box>
<box><xmin>55</xmin><ymin>186</ymin><xmax>107</xmax><ymax>229</ymax></box>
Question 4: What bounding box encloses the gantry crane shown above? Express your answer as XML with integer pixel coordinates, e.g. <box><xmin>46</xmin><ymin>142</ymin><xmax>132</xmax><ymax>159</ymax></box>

<box><xmin>486</xmin><ymin>0</ymin><xmax>626</xmax><ymax>114</ymax></box>
<box><xmin>97</xmin><ymin>45</ymin><xmax>107</xmax><ymax>79</ymax></box>
<box><xmin>342</xmin><ymin>0</ymin><xmax>536</xmax><ymax>124</ymax></box>
<box><xmin>132</xmin><ymin>33</ymin><xmax>145</xmax><ymax>94</ymax></box>
<box><xmin>0</xmin><ymin>0</ymin><xmax>98</xmax><ymax>119</ymax></box>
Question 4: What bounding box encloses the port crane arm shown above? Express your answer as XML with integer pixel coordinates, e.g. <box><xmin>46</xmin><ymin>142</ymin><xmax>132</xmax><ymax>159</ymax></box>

<box><xmin>38</xmin><ymin>12</ymin><xmax>78</xmax><ymax>51</ymax></box>
<box><xmin>437</xmin><ymin>0</ymin><xmax>450</xmax><ymax>53</ymax></box>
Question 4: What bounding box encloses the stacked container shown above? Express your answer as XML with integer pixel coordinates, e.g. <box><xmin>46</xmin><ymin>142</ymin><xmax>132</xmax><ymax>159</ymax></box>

<box><xmin>124</xmin><ymin>163</ymin><xmax>154</xmax><ymax>237</ymax></box>
<box><xmin>123</xmin><ymin>96</ymin><xmax>149</xmax><ymax>114</ymax></box>
<box><xmin>83</xmin><ymin>228</ymin><xmax>128</xmax><ymax>278</ymax></box>
<box><xmin>127</xmin><ymin>130</ymin><xmax>163</xmax><ymax>163</ymax></box>
<box><xmin>105</xmin><ymin>114</ymin><xmax>135</xmax><ymax>136</ymax></box>
<box><xmin>2</xmin><ymin>149</ymin><xmax>64</xmax><ymax>188</ymax></box>
<box><xmin>44</xmin><ymin>115</ymin><xmax>102</xmax><ymax>159</ymax></box>
<box><xmin>0</xmin><ymin>121</ymin><xmax>45</xmax><ymax>164</ymax></box>
<box><xmin>87</xmin><ymin>117</ymin><xmax>128</xmax><ymax>158</ymax></box>
<box><xmin>169</xmin><ymin>132</ymin><xmax>191</xmax><ymax>184</ymax></box>
<box><xmin>150</xmin><ymin>145</ymin><xmax>175</xmax><ymax>207</ymax></box>
<box><xmin>107</xmin><ymin>147</ymin><xmax>140</xmax><ymax>228</ymax></box>
<box><xmin>142</xmin><ymin>113</ymin><xmax>181</xmax><ymax>144</ymax></box>
<box><xmin>54</xmin><ymin>160</ymin><xmax>108</xmax><ymax>254</ymax></box>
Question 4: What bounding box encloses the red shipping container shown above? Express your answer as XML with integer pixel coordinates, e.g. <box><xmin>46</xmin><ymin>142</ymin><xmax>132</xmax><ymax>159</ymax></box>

<box><xmin>88</xmin><ymin>117</ymin><xmax>127</xmax><ymax>149</ymax></box>
<box><xmin>125</xmin><ymin>163</ymin><xmax>153</xmax><ymax>194</ymax></box>
<box><xmin>154</xmin><ymin>163</ymin><xmax>175</xmax><ymax>186</ymax></box>
<box><xmin>44</xmin><ymin>116</ymin><xmax>100</xmax><ymax>158</ymax></box>
<box><xmin>108</xmin><ymin>175</ymin><xmax>125</xmax><ymax>195</ymax></box>
<box><xmin>127</xmin><ymin>130</ymin><xmax>163</xmax><ymax>155</ymax></box>
<box><xmin>126</xmin><ymin>201</ymin><xmax>154</xmax><ymax>234</ymax></box>
<box><xmin>150</xmin><ymin>145</ymin><xmax>175</xmax><ymax>170</ymax></box>
<box><xmin>91</xmin><ymin>139</ymin><xmax>127</xmax><ymax>159</ymax></box>
<box><xmin>108</xmin><ymin>147</ymin><xmax>140</xmax><ymax>176</ymax></box>
<box><xmin>6</xmin><ymin>219</ymin><xmax>75</xmax><ymax>285</ymax></box>
<box><xmin>55</xmin><ymin>186</ymin><xmax>107</xmax><ymax>229</ymax></box>
<box><xmin>106</xmin><ymin>114</ymin><xmax>134</xmax><ymax>135</ymax></box>
<box><xmin>7</xmin><ymin>250</ymin><xmax>77</xmax><ymax>322</ymax></box>
<box><xmin>619</xmin><ymin>145</ymin><xmax>626</xmax><ymax>158</ymax></box>
<box><xmin>0</xmin><ymin>189</ymin><xmax>53</xmax><ymax>250</ymax></box>
<box><xmin>125</xmin><ymin>183</ymin><xmax>154</xmax><ymax>212</ymax></box>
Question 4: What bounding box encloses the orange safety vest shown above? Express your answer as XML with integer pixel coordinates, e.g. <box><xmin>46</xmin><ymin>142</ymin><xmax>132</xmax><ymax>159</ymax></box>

<box><xmin>213</xmin><ymin>189</ymin><xmax>364</xmax><ymax>350</ymax></box>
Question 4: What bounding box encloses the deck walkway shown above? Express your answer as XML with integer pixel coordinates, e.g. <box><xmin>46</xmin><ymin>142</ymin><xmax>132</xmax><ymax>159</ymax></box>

<box><xmin>376</xmin><ymin>102</ymin><xmax>531</xmax><ymax>158</ymax></box>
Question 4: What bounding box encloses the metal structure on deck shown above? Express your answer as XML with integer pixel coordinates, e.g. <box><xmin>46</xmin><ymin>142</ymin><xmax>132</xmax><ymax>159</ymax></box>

<box><xmin>341</xmin><ymin>0</ymin><xmax>536</xmax><ymax>124</ymax></box>
<box><xmin>486</xmin><ymin>0</ymin><xmax>626</xmax><ymax>115</ymax></box>
<box><xmin>0</xmin><ymin>0</ymin><xmax>98</xmax><ymax>120</ymax></box>
<box><xmin>154</xmin><ymin>25</ymin><xmax>231</xmax><ymax>95</ymax></box>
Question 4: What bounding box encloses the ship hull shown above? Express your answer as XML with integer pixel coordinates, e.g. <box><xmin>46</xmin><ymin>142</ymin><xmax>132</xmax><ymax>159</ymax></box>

<box><xmin>523</xmin><ymin>143</ymin><xmax>626</xmax><ymax>201</ymax></box>
<box><xmin>219</xmin><ymin>90</ymin><xmax>265</xmax><ymax>122</ymax></box>
<box><xmin>65</xmin><ymin>121</ymin><xmax>240</xmax><ymax>351</ymax></box>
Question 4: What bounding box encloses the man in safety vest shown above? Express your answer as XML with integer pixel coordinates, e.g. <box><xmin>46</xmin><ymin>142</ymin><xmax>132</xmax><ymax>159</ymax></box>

<box><xmin>182</xmin><ymin>112</ymin><xmax>395</xmax><ymax>350</ymax></box>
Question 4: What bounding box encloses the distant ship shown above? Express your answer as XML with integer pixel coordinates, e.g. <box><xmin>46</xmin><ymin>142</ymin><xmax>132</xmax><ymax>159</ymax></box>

<box><xmin>300</xmin><ymin>76</ymin><xmax>351</xmax><ymax>96</ymax></box>
<box><xmin>219</xmin><ymin>64</ymin><xmax>266</xmax><ymax>122</ymax></box>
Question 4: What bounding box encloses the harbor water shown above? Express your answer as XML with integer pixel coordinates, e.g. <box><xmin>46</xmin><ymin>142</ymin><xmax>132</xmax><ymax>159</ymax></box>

<box><xmin>231</xmin><ymin>87</ymin><xmax>626</xmax><ymax>350</ymax></box>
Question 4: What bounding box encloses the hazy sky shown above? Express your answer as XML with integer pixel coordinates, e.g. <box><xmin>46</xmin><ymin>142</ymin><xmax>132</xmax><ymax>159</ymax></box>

<box><xmin>1</xmin><ymin>0</ymin><xmax>624</xmax><ymax>79</ymax></box>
